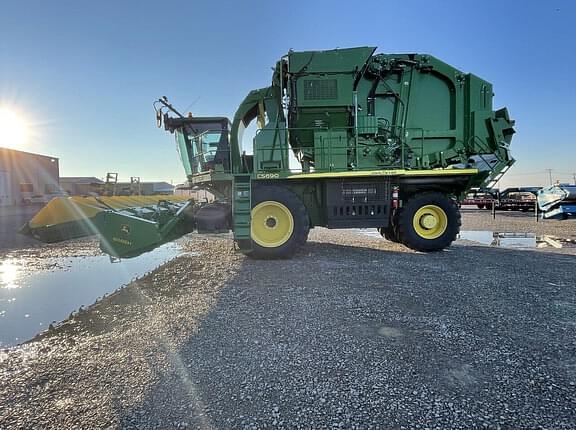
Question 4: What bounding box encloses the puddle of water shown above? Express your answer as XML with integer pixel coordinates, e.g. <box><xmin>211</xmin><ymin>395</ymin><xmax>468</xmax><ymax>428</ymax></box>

<box><xmin>353</xmin><ymin>228</ymin><xmax>575</xmax><ymax>249</ymax></box>
<box><xmin>355</xmin><ymin>228</ymin><xmax>541</xmax><ymax>247</ymax></box>
<box><xmin>458</xmin><ymin>231</ymin><xmax>575</xmax><ymax>249</ymax></box>
<box><xmin>0</xmin><ymin>243</ymin><xmax>186</xmax><ymax>347</ymax></box>
<box><xmin>458</xmin><ymin>231</ymin><xmax>536</xmax><ymax>248</ymax></box>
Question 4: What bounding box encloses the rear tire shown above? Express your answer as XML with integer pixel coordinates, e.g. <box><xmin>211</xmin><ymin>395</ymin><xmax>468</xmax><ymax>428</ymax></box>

<box><xmin>397</xmin><ymin>192</ymin><xmax>461</xmax><ymax>252</ymax></box>
<box><xmin>379</xmin><ymin>227</ymin><xmax>399</xmax><ymax>242</ymax></box>
<box><xmin>379</xmin><ymin>209</ymin><xmax>402</xmax><ymax>243</ymax></box>
<box><xmin>247</xmin><ymin>186</ymin><xmax>309</xmax><ymax>259</ymax></box>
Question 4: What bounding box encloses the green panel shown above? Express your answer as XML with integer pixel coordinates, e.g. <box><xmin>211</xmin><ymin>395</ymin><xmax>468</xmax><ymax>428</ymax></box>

<box><xmin>471</xmin><ymin>111</ymin><xmax>492</xmax><ymax>150</ymax></box>
<box><xmin>296</xmin><ymin>75</ymin><xmax>354</xmax><ymax>107</ymax></box>
<box><xmin>314</xmin><ymin>130</ymin><xmax>348</xmax><ymax>171</ymax></box>
<box><xmin>466</xmin><ymin>74</ymin><xmax>493</xmax><ymax>112</ymax></box>
<box><xmin>254</xmin><ymin>117</ymin><xmax>289</xmax><ymax>172</ymax></box>
<box><xmin>289</xmin><ymin>109</ymin><xmax>349</xmax><ymax>157</ymax></box>
<box><xmin>98</xmin><ymin>212</ymin><xmax>164</xmax><ymax>258</ymax></box>
<box><xmin>97</xmin><ymin>203</ymin><xmax>195</xmax><ymax>258</ymax></box>
<box><xmin>288</xmin><ymin>47</ymin><xmax>376</xmax><ymax>73</ymax></box>
<box><xmin>405</xmin><ymin>72</ymin><xmax>454</xmax><ymax>130</ymax></box>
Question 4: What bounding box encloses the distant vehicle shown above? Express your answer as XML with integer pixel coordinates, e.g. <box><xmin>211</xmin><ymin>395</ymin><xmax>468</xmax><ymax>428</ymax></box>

<box><xmin>22</xmin><ymin>192</ymin><xmax>68</xmax><ymax>205</ymax></box>
<box><xmin>462</xmin><ymin>187</ymin><xmax>540</xmax><ymax>211</ymax></box>
<box><xmin>462</xmin><ymin>188</ymin><xmax>497</xmax><ymax>209</ymax></box>
<box><xmin>497</xmin><ymin>188</ymin><xmax>539</xmax><ymax>211</ymax></box>
<box><xmin>501</xmin><ymin>192</ymin><xmax>535</xmax><ymax>211</ymax></box>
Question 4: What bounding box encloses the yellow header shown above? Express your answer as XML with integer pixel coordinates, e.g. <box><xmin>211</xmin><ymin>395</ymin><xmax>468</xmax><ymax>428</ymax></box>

<box><xmin>28</xmin><ymin>195</ymin><xmax>189</xmax><ymax>228</ymax></box>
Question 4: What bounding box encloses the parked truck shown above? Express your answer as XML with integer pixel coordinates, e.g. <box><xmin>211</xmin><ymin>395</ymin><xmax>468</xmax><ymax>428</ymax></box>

<box><xmin>463</xmin><ymin>187</ymin><xmax>540</xmax><ymax>211</ymax></box>
<box><xmin>22</xmin><ymin>47</ymin><xmax>515</xmax><ymax>258</ymax></box>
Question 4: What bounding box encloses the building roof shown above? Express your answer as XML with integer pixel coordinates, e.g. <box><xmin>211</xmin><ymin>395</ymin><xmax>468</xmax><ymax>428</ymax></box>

<box><xmin>151</xmin><ymin>181</ymin><xmax>174</xmax><ymax>192</ymax></box>
<box><xmin>60</xmin><ymin>177</ymin><xmax>105</xmax><ymax>184</ymax></box>
<box><xmin>0</xmin><ymin>146</ymin><xmax>58</xmax><ymax>161</ymax></box>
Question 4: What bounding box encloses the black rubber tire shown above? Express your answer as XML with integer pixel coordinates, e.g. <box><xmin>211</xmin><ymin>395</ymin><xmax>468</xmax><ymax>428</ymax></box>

<box><xmin>477</xmin><ymin>204</ymin><xmax>485</xmax><ymax>209</ymax></box>
<box><xmin>247</xmin><ymin>186</ymin><xmax>310</xmax><ymax>259</ymax></box>
<box><xmin>378</xmin><ymin>209</ymin><xmax>402</xmax><ymax>243</ymax></box>
<box><xmin>379</xmin><ymin>227</ymin><xmax>398</xmax><ymax>242</ymax></box>
<box><xmin>397</xmin><ymin>192</ymin><xmax>461</xmax><ymax>252</ymax></box>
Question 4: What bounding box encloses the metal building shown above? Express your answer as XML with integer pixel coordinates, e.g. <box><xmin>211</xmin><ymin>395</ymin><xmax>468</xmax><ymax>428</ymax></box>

<box><xmin>0</xmin><ymin>147</ymin><xmax>59</xmax><ymax>206</ymax></box>
<box><xmin>59</xmin><ymin>177</ymin><xmax>174</xmax><ymax>196</ymax></box>
<box><xmin>113</xmin><ymin>181</ymin><xmax>174</xmax><ymax>196</ymax></box>
<box><xmin>59</xmin><ymin>177</ymin><xmax>104</xmax><ymax>196</ymax></box>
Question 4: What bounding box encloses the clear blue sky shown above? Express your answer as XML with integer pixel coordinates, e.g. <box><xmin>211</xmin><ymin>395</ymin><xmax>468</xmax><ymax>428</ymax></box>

<box><xmin>1</xmin><ymin>0</ymin><xmax>574</xmax><ymax>187</ymax></box>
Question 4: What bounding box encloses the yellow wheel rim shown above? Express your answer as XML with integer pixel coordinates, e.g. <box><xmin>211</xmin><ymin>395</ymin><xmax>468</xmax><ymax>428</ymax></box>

<box><xmin>251</xmin><ymin>201</ymin><xmax>294</xmax><ymax>248</ymax></box>
<box><xmin>412</xmin><ymin>205</ymin><xmax>448</xmax><ymax>240</ymax></box>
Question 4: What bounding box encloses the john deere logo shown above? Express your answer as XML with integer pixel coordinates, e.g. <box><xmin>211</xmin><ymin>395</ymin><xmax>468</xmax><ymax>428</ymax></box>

<box><xmin>120</xmin><ymin>224</ymin><xmax>131</xmax><ymax>235</ymax></box>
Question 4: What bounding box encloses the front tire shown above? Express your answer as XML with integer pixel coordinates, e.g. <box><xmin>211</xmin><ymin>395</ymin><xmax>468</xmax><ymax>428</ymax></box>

<box><xmin>247</xmin><ymin>186</ymin><xmax>309</xmax><ymax>259</ymax></box>
<box><xmin>397</xmin><ymin>192</ymin><xmax>461</xmax><ymax>252</ymax></box>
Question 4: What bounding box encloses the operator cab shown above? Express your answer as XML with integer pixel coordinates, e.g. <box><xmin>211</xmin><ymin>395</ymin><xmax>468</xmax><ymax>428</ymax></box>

<box><xmin>164</xmin><ymin>116</ymin><xmax>231</xmax><ymax>175</ymax></box>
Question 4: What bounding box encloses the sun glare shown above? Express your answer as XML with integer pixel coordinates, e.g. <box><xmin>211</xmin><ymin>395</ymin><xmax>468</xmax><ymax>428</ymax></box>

<box><xmin>0</xmin><ymin>107</ymin><xmax>29</xmax><ymax>149</ymax></box>
<box><xmin>0</xmin><ymin>260</ymin><xmax>20</xmax><ymax>289</ymax></box>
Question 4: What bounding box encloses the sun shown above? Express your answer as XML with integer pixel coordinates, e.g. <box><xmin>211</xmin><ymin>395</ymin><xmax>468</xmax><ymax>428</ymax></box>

<box><xmin>0</xmin><ymin>107</ymin><xmax>29</xmax><ymax>149</ymax></box>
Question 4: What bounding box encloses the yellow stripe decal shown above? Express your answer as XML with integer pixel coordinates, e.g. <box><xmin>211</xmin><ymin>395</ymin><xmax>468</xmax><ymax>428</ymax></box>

<box><xmin>286</xmin><ymin>168</ymin><xmax>478</xmax><ymax>179</ymax></box>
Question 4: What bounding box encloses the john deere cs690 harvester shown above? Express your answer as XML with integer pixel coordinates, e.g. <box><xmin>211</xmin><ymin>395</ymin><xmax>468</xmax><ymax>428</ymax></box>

<box><xmin>23</xmin><ymin>47</ymin><xmax>515</xmax><ymax>258</ymax></box>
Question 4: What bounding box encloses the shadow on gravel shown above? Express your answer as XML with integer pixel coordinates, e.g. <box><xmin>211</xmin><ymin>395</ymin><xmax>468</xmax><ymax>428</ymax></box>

<box><xmin>120</xmin><ymin>241</ymin><xmax>576</xmax><ymax>429</ymax></box>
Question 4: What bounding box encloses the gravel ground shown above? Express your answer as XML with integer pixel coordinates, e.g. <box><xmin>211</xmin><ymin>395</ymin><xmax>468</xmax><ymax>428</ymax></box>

<box><xmin>0</xmin><ymin>211</ymin><xmax>575</xmax><ymax>429</ymax></box>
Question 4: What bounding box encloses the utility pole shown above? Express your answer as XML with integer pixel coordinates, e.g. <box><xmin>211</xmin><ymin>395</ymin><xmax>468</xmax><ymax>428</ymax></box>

<box><xmin>572</xmin><ymin>172</ymin><xmax>576</xmax><ymax>184</ymax></box>
<box><xmin>545</xmin><ymin>169</ymin><xmax>553</xmax><ymax>185</ymax></box>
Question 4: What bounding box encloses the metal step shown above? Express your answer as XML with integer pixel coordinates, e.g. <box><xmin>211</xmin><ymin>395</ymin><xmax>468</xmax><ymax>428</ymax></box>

<box><xmin>486</xmin><ymin>164</ymin><xmax>511</xmax><ymax>189</ymax></box>
<box><xmin>232</xmin><ymin>175</ymin><xmax>252</xmax><ymax>241</ymax></box>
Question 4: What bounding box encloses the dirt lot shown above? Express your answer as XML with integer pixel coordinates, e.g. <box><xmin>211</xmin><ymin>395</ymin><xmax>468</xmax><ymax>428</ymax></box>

<box><xmin>1</xmin><ymin>210</ymin><xmax>575</xmax><ymax>429</ymax></box>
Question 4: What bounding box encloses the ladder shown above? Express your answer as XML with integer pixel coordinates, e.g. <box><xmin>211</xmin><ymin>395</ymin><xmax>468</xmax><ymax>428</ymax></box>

<box><xmin>232</xmin><ymin>175</ymin><xmax>252</xmax><ymax>244</ymax></box>
<box><xmin>486</xmin><ymin>164</ymin><xmax>511</xmax><ymax>189</ymax></box>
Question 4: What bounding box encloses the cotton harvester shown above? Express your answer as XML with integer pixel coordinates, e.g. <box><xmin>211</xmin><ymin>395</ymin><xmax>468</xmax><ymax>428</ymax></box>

<box><xmin>22</xmin><ymin>47</ymin><xmax>516</xmax><ymax>258</ymax></box>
